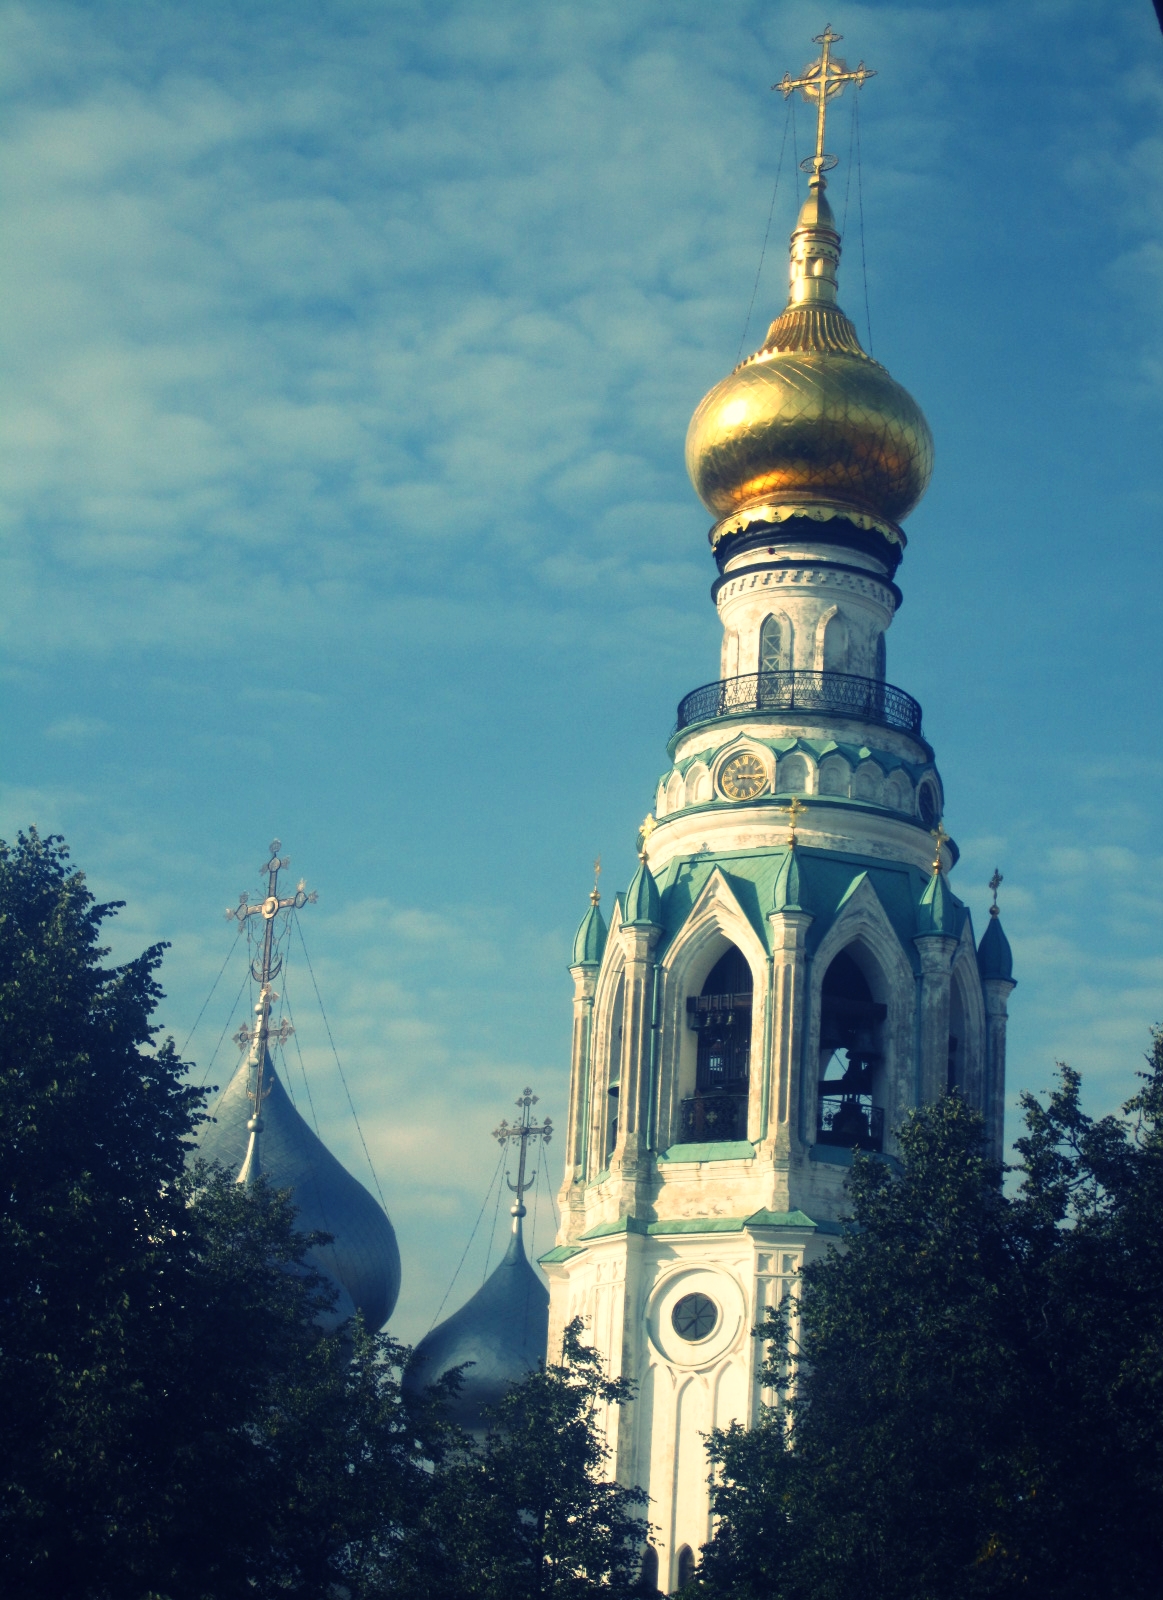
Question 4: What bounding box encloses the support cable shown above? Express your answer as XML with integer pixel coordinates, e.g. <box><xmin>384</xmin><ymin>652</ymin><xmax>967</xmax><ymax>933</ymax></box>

<box><xmin>481</xmin><ymin>1155</ymin><xmax>506</xmax><ymax>1285</ymax></box>
<box><xmin>294</xmin><ymin>914</ymin><xmax>389</xmax><ymax>1214</ymax></box>
<box><xmin>427</xmin><ymin>1145</ymin><xmax>506</xmax><ymax>1333</ymax></box>
<box><xmin>181</xmin><ymin>922</ymin><xmax>242</xmax><ymax>1059</ymax></box>
<box><xmin>736</xmin><ymin>98</ymin><xmax>792</xmax><ymax>365</ymax></box>
<box><xmin>855</xmin><ymin>93</ymin><xmax>874</xmax><ymax>356</ymax></box>
<box><xmin>199</xmin><ymin>964</ymin><xmax>252</xmax><ymax>1092</ymax></box>
<box><xmin>841</xmin><ymin>91</ymin><xmax>857</xmax><ymax>236</ymax></box>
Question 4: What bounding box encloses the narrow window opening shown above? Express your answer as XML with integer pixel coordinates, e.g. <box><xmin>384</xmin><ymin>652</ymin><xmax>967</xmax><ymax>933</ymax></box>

<box><xmin>817</xmin><ymin>950</ymin><xmax>887</xmax><ymax>1152</ymax></box>
<box><xmin>676</xmin><ymin>1545</ymin><xmax>696</xmax><ymax>1590</ymax></box>
<box><xmin>681</xmin><ymin>946</ymin><xmax>752</xmax><ymax>1143</ymax></box>
<box><xmin>759</xmin><ymin>615</ymin><xmax>782</xmax><ymax>675</ymax></box>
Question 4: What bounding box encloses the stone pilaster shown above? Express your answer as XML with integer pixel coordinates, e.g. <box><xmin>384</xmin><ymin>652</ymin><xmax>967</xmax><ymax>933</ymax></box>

<box><xmin>766</xmin><ymin>909</ymin><xmax>814</xmax><ymax>1161</ymax></box>
<box><xmin>610</xmin><ymin>923</ymin><xmax>662</xmax><ymax>1215</ymax></box>
<box><xmin>558</xmin><ymin>962</ymin><xmax>599</xmax><ymax>1240</ymax></box>
<box><xmin>982</xmin><ymin>977</ymin><xmax>1016</xmax><ymax>1165</ymax></box>
<box><xmin>913</xmin><ymin>933</ymin><xmax>959</xmax><ymax>1106</ymax></box>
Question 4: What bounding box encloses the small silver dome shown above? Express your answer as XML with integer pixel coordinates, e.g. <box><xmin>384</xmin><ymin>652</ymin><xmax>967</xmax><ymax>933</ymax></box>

<box><xmin>405</xmin><ymin>1218</ymin><xmax>549</xmax><ymax>1432</ymax></box>
<box><xmin>197</xmin><ymin>1051</ymin><xmax>401</xmax><ymax>1331</ymax></box>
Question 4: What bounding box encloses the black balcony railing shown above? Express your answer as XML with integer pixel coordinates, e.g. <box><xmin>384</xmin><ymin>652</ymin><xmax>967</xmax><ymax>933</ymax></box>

<box><xmin>816</xmin><ymin>1095</ymin><xmax>885</xmax><ymax>1153</ymax></box>
<box><xmin>675</xmin><ymin>670</ymin><xmax>923</xmax><ymax>739</ymax></box>
<box><xmin>678</xmin><ymin>1091</ymin><xmax>750</xmax><ymax>1144</ymax></box>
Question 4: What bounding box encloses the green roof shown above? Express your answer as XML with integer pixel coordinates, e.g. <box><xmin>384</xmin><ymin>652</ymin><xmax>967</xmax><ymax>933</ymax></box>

<box><xmin>571</xmin><ymin>898</ymin><xmax>608</xmax><ymax>966</ymax></box>
<box><xmin>659</xmin><ymin>1140</ymin><xmax>755</xmax><ymax>1163</ymax></box>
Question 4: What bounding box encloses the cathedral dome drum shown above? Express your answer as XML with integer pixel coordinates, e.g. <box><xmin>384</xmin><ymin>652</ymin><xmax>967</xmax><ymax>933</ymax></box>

<box><xmin>685</xmin><ymin>181</ymin><xmax>933</xmax><ymax>546</ymax></box>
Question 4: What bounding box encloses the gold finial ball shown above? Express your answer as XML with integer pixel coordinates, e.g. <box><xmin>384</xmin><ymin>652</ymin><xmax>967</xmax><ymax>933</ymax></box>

<box><xmin>685</xmin><ymin>319</ymin><xmax>934</xmax><ymax>532</ymax></box>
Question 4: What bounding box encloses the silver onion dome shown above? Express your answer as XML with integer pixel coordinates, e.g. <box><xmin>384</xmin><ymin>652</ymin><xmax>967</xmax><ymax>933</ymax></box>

<box><xmin>197</xmin><ymin>1049</ymin><xmax>402</xmax><ymax>1332</ymax></box>
<box><xmin>404</xmin><ymin>1210</ymin><xmax>549</xmax><ymax>1433</ymax></box>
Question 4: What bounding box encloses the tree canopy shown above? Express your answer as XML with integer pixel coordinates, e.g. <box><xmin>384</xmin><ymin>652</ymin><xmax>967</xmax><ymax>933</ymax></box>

<box><xmin>0</xmin><ymin>830</ymin><xmax>650</xmax><ymax>1600</ymax></box>
<box><xmin>695</xmin><ymin>1052</ymin><xmax>1163</xmax><ymax>1600</ymax></box>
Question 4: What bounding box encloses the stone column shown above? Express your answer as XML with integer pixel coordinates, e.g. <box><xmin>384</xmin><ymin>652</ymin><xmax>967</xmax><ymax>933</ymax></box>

<box><xmin>766</xmin><ymin>909</ymin><xmax>814</xmax><ymax>1158</ymax></box>
<box><xmin>557</xmin><ymin>962</ymin><xmax>599</xmax><ymax>1241</ymax></box>
<box><xmin>912</xmin><ymin>933</ymin><xmax>959</xmax><ymax>1106</ymax></box>
<box><xmin>982</xmin><ymin>977</ymin><xmax>1016</xmax><ymax>1165</ymax></box>
<box><xmin>611</xmin><ymin>923</ymin><xmax>662</xmax><ymax>1215</ymax></box>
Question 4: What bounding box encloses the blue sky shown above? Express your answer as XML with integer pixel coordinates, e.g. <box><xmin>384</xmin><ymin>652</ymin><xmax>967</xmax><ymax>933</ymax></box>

<box><xmin>2</xmin><ymin>0</ymin><xmax>1161</xmax><ymax>1343</ymax></box>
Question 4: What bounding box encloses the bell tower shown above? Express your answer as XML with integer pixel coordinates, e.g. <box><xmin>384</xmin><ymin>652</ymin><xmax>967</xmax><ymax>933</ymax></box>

<box><xmin>541</xmin><ymin>30</ymin><xmax>1016</xmax><ymax>1591</ymax></box>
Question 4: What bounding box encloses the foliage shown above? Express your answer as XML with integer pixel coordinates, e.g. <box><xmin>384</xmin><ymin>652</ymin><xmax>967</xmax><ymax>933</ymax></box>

<box><xmin>0</xmin><ymin>830</ymin><xmax>439</xmax><ymax>1599</ymax></box>
<box><xmin>403</xmin><ymin>1318</ymin><xmax>651</xmax><ymax>1600</ymax></box>
<box><xmin>695</xmin><ymin>1058</ymin><xmax>1163</xmax><ymax>1600</ymax></box>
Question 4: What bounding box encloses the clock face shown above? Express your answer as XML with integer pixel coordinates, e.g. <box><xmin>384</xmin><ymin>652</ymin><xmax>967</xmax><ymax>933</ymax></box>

<box><xmin>719</xmin><ymin>751</ymin><xmax>767</xmax><ymax>800</ymax></box>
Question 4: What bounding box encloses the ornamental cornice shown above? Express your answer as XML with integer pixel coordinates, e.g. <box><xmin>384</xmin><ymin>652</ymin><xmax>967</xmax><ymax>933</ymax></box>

<box><xmin>715</xmin><ymin>564</ymin><xmax>896</xmax><ymax>610</ymax></box>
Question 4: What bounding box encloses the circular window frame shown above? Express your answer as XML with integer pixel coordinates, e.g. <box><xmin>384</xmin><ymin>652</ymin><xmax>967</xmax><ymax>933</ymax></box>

<box><xmin>671</xmin><ymin>1291</ymin><xmax>719</xmax><ymax>1343</ymax></box>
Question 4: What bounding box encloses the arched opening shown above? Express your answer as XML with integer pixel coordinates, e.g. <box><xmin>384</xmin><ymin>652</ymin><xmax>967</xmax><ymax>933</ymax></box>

<box><xmin>680</xmin><ymin>945</ymin><xmax>752</xmax><ymax>1143</ymax></box>
<box><xmin>638</xmin><ymin>1544</ymin><xmax>660</xmax><ymax>1597</ymax></box>
<box><xmin>823</xmin><ymin>611</ymin><xmax>848</xmax><ymax>672</ymax></box>
<box><xmin>918</xmin><ymin>781</ymin><xmax>939</xmax><ymax>828</ymax></box>
<box><xmin>875</xmin><ymin>631</ymin><xmax>887</xmax><ymax>680</ymax></box>
<box><xmin>759</xmin><ymin>615</ymin><xmax>782</xmax><ymax>675</ymax></box>
<box><xmin>602</xmin><ymin>974</ymin><xmax>624</xmax><ymax>1166</ymax></box>
<box><xmin>817</xmin><ymin>949</ymin><xmax>887</xmax><ymax>1152</ymax></box>
<box><xmin>675</xmin><ymin>1545</ymin><xmax>696</xmax><ymax>1591</ymax></box>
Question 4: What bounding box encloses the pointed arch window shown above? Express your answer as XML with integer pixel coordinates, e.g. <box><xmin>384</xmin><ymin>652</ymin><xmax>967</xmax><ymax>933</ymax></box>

<box><xmin>759</xmin><ymin>615</ymin><xmax>782</xmax><ymax>675</ymax></box>
<box><xmin>817</xmin><ymin>950</ymin><xmax>887</xmax><ymax>1152</ymax></box>
<box><xmin>681</xmin><ymin>946</ymin><xmax>752</xmax><ymax>1143</ymax></box>
<box><xmin>823</xmin><ymin>611</ymin><xmax>848</xmax><ymax>672</ymax></box>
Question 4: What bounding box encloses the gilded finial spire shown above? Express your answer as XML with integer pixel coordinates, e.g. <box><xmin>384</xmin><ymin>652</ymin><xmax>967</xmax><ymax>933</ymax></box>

<box><xmin>988</xmin><ymin>867</ymin><xmax>1003</xmax><ymax>917</ymax></box>
<box><xmin>785</xmin><ymin>795</ymin><xmax>806</xmax><ymax>847</ymax></box>
<box><xmin>774</xmin><ymin>24</ymin><xmax>876</xmax><ymax>185</ymax></box>
<box><xmin>590</xmin><ymin>856</ymin><xmax>602</xmax><ymax>906</ymax></box>
<box><xmin>637</xmin><ymin>813</ymin><xmax>657</xmax><ymax>861</ymax></box>
<box><xmin>929</xmin><ymin>822</ymin><xmax>951</xmax><ymax>876</ymax></box>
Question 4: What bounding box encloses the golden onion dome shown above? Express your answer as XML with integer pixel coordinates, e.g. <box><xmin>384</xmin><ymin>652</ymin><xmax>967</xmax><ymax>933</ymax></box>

<box><xmin>686</xmin><ymin>177</ymin><xmax>933</xmax><ymax>548</ymax></box>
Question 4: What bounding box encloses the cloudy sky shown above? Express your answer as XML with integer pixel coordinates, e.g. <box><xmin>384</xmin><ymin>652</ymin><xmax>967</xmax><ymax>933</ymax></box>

<box><xmin>2</xmin><ymin>0</ymin><xmax>1161</xmax><ymax>1342</ymax></box>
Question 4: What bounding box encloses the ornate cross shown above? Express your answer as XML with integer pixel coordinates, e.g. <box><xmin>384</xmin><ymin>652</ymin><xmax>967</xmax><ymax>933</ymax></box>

<box><xmin>494</xmin><ymin>1089</ymin><xmax>553</xmax><ymax>1218</ymax></box>
<box><xmin>988</xmin><ymin>867</ymin><xmax>1003</xmax><ymax>917</ymax></box>
<box><xmin>930</xmin><ymin>822</ymin><xmax>951</xmax><ymax>876</ymax></box>
<box><xmin>785</xmin><ymin>795</ymin><xmax>806</xmax><ymax>846</ymax></box>
<box><xmin>637</xmin><ymin>813</ymin><xmax>657</xmax><ymax>860</ymax></box>
<box><xmin>774</xmin><ymin>25</ymin><xmax>876</xmax><ymax>181</ymax></box>
<box><xmin>225</xmin><ymin>839</ymin><xmax>317</xmax><ymax>1185</ymax></box>
<box><xmin>591</xmin><ymin>855</ymin><xmax>602</xmax><ymax>907</ymax></box>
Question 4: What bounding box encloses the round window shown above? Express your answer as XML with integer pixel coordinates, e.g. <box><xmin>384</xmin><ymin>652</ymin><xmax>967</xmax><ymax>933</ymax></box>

<box><xmin>671</xmin><ymin>1291</ymin><xmax>719</xmax><ymax>1343</ymax></box>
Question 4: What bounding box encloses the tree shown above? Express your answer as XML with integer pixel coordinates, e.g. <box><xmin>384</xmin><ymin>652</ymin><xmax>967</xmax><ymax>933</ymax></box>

<box><xmin>695</xmin><ymin>1056</ymin><xmax>1163</xmax><ymax>1600</ymax></box>
<box><xmin>0</xmin><ymin>830</ymin><xmax>438</xmax><ymax>1599</ymax></box>
<box><xmin>404</xmin><ymin>1319</ymin><xmax>651</xmax><ymax>1600</ymax></box>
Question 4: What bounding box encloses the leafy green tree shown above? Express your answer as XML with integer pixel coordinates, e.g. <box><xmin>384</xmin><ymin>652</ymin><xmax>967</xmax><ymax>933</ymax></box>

<box><xmin>404</xmin><ymin>1319</ymin><xmax>650</xmax><ymax>1600</ymax></box>
<box><xmin>0</xmin><ymin>830</ymin><xmax>438</xmax><ymax>1599</ymax></box>
<box><xmin>696</xmin><ymin>1056</ymin><xmax>1163</xmax><ymax>1600</ymax></box>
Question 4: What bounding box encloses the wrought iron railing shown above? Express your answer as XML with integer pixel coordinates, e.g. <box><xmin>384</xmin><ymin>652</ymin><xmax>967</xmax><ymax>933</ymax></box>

<box><xmin>816</xmin><ymin>1096</ymin><xmax>885</xmax><ymax>1153</ymax></box>
<box><xmin>674</xmin><ymin>670</ymin><xmax>923</xmax><ymax>738</ymax></box>
<box><xmin>678</xmin><ymin>1091</ymin><xmax>749</xmax><ymax>1144</ymax></box>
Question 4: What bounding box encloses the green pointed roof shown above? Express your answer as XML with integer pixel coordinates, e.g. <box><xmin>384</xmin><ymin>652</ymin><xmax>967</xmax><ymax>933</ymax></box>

<box><xmin>772</xmin><ymin>846</ymin><xmax>804</xmax><ymax>913</ymax></box>
<box><xmin>625</xmin><ymin>855</ymin><xmax>662</xmax><ymax>926</ymax></box>
<box><xmin>571</xmin><ymin>897</ymin><xmax>608</xmax><ymax>966</ymax></box>
<box><xmin>977</xmin><ymin>910</ymin><xmax>1014</xmax><ymax>981</ymax></box>
<box><xmin>916</xmin><ymin>870</ymin><xmax>961</xmax><ymax>938</ymax></box>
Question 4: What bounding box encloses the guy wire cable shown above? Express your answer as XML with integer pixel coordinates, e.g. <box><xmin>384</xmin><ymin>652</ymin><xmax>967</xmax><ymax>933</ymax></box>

<box><xmin>481</xmin><ymin>1151</ymin><xmax>506</xmax><ymax>1285</ymax></box>
<box><xmin>427</xmin><ymin>1144</ymin><xmax>506</xmax><ymax>1333</ymax></box>
<box><xmin>199</xmin><ymin>962</ymin><xmax>252</xmax><ymax>1092</ymax></box>
<box><xmin>855</xmin><ymin>92</ymin><xmax>874</xmax><ymax>356</ymax></box>
<box><xmin>294</xmin><ymin>913</ymin><xmax>390</xmax><ymax>1214</ymax></box>
<box><xmin>180</xmin><ymin>921</ymin><xmax>243</xmax><ymax>1060</ymax></box>
<box><xmin>736</xmin><ymin>97</ymin><xmax>793</xmax><ymax>365</ymax></box>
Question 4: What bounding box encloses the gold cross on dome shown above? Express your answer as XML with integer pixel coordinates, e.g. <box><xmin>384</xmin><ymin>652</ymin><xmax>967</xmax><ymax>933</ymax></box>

<box><xmin>930</xmin><ymin>822</ymin><xmax>951</xmax><ymax>875</ymax></box>
<box><xmin>590</xmin><ymin>855</ymin><xmax>602</xmax><ymax>906</ymax></box>
<box><xmin>774</xmin><ymin>24</ymin><xmax>876</xmax><ymax>181</ymax></box>
<box><xmin>637</xmin><ymin>813</ymin><xmax>657</xmax><ymax>860</ymax></box>
<box><xmin>988</xmin><ymin>867</ymin><xmax>1003</xmax><ymax>916</ymax></box>
<box><xmin>785</xmin><ymin>795</ymin><xmax>806</xmax><ymax>846</ymax></box>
